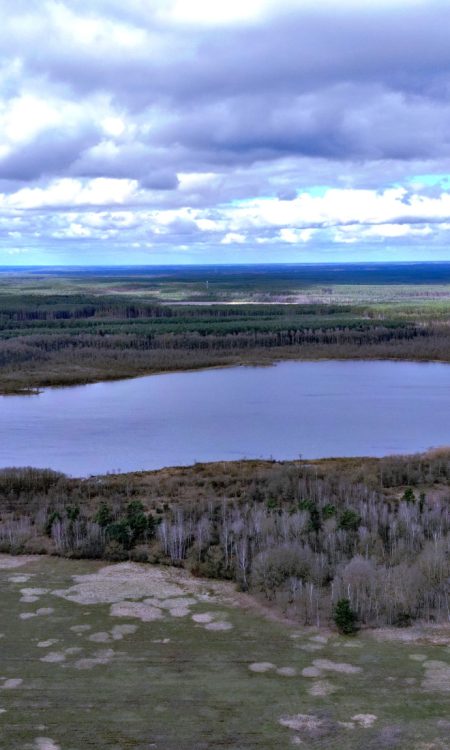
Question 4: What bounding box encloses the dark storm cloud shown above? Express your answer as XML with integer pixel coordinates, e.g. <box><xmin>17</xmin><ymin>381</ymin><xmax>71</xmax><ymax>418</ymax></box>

<box><xmin>1</xmin><ymin>1</ymin><xmax>449</xmax><ymax>183</ymax></box>
<box><xmin>0</xmin><ymin>124</ymin><xmax>100</xmax><ymax>182</ymax></box>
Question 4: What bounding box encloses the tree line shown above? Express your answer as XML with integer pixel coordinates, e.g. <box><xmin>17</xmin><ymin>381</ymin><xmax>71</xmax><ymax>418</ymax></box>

<box><xmin>0</xmin><ymin>452</ymin><xmax>448</xmax><ymax>628</ymax></box>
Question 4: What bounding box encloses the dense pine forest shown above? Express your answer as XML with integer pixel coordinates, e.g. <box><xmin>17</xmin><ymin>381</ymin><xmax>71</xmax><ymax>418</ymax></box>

<box><xmin>2</xmin><ymin>263</ymin><xmax>450</xmax><ymax>392</ymax></box>
<box><xmin>1</xmin><ymin>451</ymin><xmax>449</xmax><ymax>629</ymax></box>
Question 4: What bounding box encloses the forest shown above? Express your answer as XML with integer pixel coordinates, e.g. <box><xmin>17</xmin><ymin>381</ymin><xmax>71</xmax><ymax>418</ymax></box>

<box><xmin>1</xmin><ymin>451</ymin><xmax>449</xmax><ymax>629</ymax></box>
<box><xmin>1</xmin><ymin>263</ymin><xmax>450</xmax><ymax>392</ymax></box>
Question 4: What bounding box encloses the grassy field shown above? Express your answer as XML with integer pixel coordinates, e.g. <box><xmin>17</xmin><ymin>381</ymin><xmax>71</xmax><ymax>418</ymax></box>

<box><xmin>1</xmin><ymin>554</ymin><xmax>449</xmax><ymax>750</ymax></box>
<box><xmin>1</xmin><ymin>264</ymin><xmax>450</xmax><ymax>393</ymax></box>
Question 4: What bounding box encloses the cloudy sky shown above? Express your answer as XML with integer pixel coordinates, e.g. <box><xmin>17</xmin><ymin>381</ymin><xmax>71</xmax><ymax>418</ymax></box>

<box><xmin>1</xmin><ymin>0</ymin><xmax>450</xmax><ymax>265</ymax></box>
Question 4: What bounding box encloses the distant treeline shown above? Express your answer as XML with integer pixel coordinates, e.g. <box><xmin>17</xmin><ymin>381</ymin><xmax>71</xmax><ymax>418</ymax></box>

<box><xmin>0</xmin><ymin>452</ymin><xmax>449</xmax><ymax>628</ymax></box>
<box><xmin>1</xmin><ymin>293</ymin><xmax>450</xmax><ymax>392</ymax></box>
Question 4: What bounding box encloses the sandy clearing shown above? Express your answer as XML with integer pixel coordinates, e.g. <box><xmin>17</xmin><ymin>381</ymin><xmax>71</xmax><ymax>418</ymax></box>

<box><xmin>308</xmin><ymin>680</ymin><xmax>338</xmax><ymax>697</ymax></box>
<box><xmin>168</xmin><ymin>606</ymin><xmax>191</xmax><ymax>618</ymax></box>
<box><xmin>0</xmin><ymin>555</ymin><xmax>37</xmax><ymax>569</ymax></box>
<box><xmin>88</xmin><ymin>632</ymin><xmax>111</xmax><ymax>643</ymax></box>
<box><xmin>249</xmin><ymin>662</ymin><xmax>275</xmax><ymax>673</ymax></box>
<box><xmin>277</xmin><ymin>667</ymin><xmax>297</xmax><ymax>677</ymax></box>
<box><xmin>372</xmin><ymin>626</ymin><xmax>450</xmax><ymax>646</ymax></box>
<box><xmin>279</xmin><ymin>714</ymin><xmax>324</xmax><ymax>732</ymax></box>
<box><xmin>422</xmin><ymin>661</ymin><xmax>450</xmax><ymax>692</ymax></box>
<box><xmin>53</xmin><ymin>563</ymin><xmax>194</xmax><ymax>605</ymax></box>
<box><xmin>192</xmin><ymin>613</ymin><xmax>214</xmax><ymax>624</ymax></box>
<box><xmin>111</xmin><ymin>624</ymin><xmax>137</xmax><ymax>640</ymax></box>
<box><xmin>73</xmin><ymin>649</ymin><xmax>115</xmax><ymax>671</ymax></box>
<box><xmin>70</xmin><ymin>625</ymin><xmax>91</xmax><ymax>633</ymax></box>
<box><xmin>110</xmin><ymin>601</ymin><xmax>163</xmax><ymax>622</ymax></box>
<box><xmin>158</xmin><ymin>597</ymin><xmax>198</xmax><ymax>609</ymax></box>
<box><xmin>204</xmin><ymin>621</ymin><xmax>233</xmax><ymax>631</ymax></box>
<box><xmin>352</xmin><ymin>713</ymin><xmax>377</xmax><ymax>727</ymax></box>
<box><xmin>423</xmin><ymin>660</ymin><xmax>448</xmax><ymax>669</ymax></box>
<box><xmin>35</xmin><ymin>738</ymin><xmax>60</xmax><ymax>750</ymax></box>
<box><xmin>313</xmin><ymin>659</ymin><xmax>362</xmax><ymax>674</ymax></box>
<box><xmin>1</xmin><ymin>679</ymin><xmax>23</xmax><ymax>689</ymax></box>
<box><xmin>301</xmin><ymin>667</ymin><xmax>322</xmax><ymax>678</ymax></box>
<box><xmin>21</xmin><ymin>588</ymin><xmax>48</xmax><ymax>597</ymax></box>
<box><xmin>40</xmin><ymin>652</ymin><xmax>66</xmax><ymax>664</ymax></box>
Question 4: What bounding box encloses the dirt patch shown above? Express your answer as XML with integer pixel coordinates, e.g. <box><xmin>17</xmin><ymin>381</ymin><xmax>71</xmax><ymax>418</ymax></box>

<box><xmin>302</xmin><ymin>667</ymin><xmax>322</xmax><ymax>677</ymax></box>
<box><xmin>0</xmin><ymin>555</ymin><xmax>37</xmax><ymax>569</ymax></box>
<box><xmin>35</xmin><ymin>739</ymin><xmax>60</xmax><ymax>750</ymax></box>
<box><xmin>204</xmin><ymin>621</ymin><xmax>233</xmax><ymax>631</ymax></box>
<box><xmin>192</xmin><ymin>613</ymin><xmax>214</xmax><ymax>624</ymax></box>
<box><xmin>277</xmin><ymin>667</ymin><xmax>297</xmax><ymax>677</ymax></box>
<box><xmin>40</xmin><ymin>652</ymin><xmax>66</xmax><ymax>664</ymax></box>
<box><xmin>1</xmin><ymin>678</ymin><xmax>23</xmax><ymax>689</ymax></box>
<box><xmin>158</xmin><ymin>597</ymin><xmax>198</xmax><ymax>610</ymax></box>
<box><xmin>308</xmin><ymin>680</ymin><xmax>338</xmax><ymax>697</ymax></box>
<box><xmin>110</xmin><ymin>601</ymin><xmax>163</xmax><ymax>622</ymax></box>
<box><xmin>73</xmin><ymin>648</ymin><xmax>115</xmax><ymax>670</ymax></box>
<box><xmin>371</xmin><ymin>625</ymin><xmax>450</xmax><ymax>646</ymax></box>
<box><xmin>21</xmin><ymin>588</ymin><xmax>48</xmax><ymax>597</ymax></box>
<box><xmin>249</xmin><ymin>662</ymin><xmax>275</xmax><ymax>673</ymax></box>
<box><xmin>53</xmin><ymin>563</ymin><xmax>187</xmax><ymax>605</ymax></box>
<box><xmin>37</xmin><ymin>640</ymin><xmax>59</xmax><ymax>648</ymax></box>
<box><xmin>352</xmin><ymin>713</ymin><xmax>377</xmax><ymax>727</ymax></box>
<box><xmin>279</xmin><ymin>714</ymin><xmax>326</xmax><ymax>733</ymax></box>
<box><xmin>88</xmin><ymin>632</ymin><xmax>111</xmax><ymax>643</ymax></box>
<box><xmin>422</xmin><ymin>660</ymin><xmax>450</xmax><ymax>692</ymax></box>
<box><xmin>53</xmin><ymin>563</ymin><xmax>214</xmax><ymax>605</ymax></box>
<box><xmin>312</xmin><ymin>659</ymin><xmax>362</xmax><ymax>674</ymax></box>
<box><xmin>168</xmin><ymin>606</ymin><xmax>191</xmax><ymax>618</ymax></box>
<box><xmin>111</xmin><ymin>624</ymin><xmax>137</xmax><ymax>640</ymax></box>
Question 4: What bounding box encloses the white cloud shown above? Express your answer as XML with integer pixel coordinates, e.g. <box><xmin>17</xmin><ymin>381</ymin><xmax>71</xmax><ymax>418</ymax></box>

<box><xmin>221</xmin><ymin>232</ymin><xmax>246</xmax><ymax>244</ymax></box>
<box><xmin>3</xmin><ymin>178</ymin><xmax>137</xmax><ymax>209</ymax></box>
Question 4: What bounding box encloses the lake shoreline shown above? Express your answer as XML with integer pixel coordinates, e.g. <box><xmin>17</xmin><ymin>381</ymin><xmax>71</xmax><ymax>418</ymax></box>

<box><xmin>2</xmin><ymin>359</ymin><xmax>450</xmax><ymax>475</ymax></box>
<box><xmin>2</xmin><ymin>350</ymin><xmax>450</xmax><ymax>397</ymax></box>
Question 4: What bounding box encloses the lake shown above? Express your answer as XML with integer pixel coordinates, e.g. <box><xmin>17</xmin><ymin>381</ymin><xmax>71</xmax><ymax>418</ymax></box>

<box><xmin>0</xmin><ymin>360</ymin><xmax>449</xmax><ymax>476</ymax></box>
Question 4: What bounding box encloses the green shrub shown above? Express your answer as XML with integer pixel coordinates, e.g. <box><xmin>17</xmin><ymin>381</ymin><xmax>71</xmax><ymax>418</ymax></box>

<box><xmin>333</xmin><ymin>598</ymin><xmax>358</xmax><ymax>634</ymax></box>
<box><xmin>338</xmin><ymin>509</ymin><xmax>361</xmax><ymax>531</ymax></box>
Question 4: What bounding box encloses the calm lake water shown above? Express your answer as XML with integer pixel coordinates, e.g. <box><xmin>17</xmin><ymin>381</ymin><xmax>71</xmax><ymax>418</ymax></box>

<box><xmin>0</xmin><ymin>360</ymin><xmax>449</xmax><ymax>476</ymax></box>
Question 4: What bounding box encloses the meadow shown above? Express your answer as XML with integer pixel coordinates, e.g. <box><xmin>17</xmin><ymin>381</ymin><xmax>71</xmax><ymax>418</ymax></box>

<box><xmin>1</xmin><ymin>553</ymin><xmax>449</xmax><ymax>750</ymax></box>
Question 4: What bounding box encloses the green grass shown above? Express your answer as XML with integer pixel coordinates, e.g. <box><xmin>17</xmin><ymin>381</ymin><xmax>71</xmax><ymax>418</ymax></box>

<box><xmin>1</xmin><ymin>555</ymin><xmax>449</xmax><ymax>749</ymax></box>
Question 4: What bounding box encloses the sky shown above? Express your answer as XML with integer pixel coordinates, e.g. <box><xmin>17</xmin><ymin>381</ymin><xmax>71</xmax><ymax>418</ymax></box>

<box><xmin>1</xmin><ymin>0</ymin><xmax>450</xmax><ymax>265</ymax></box>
